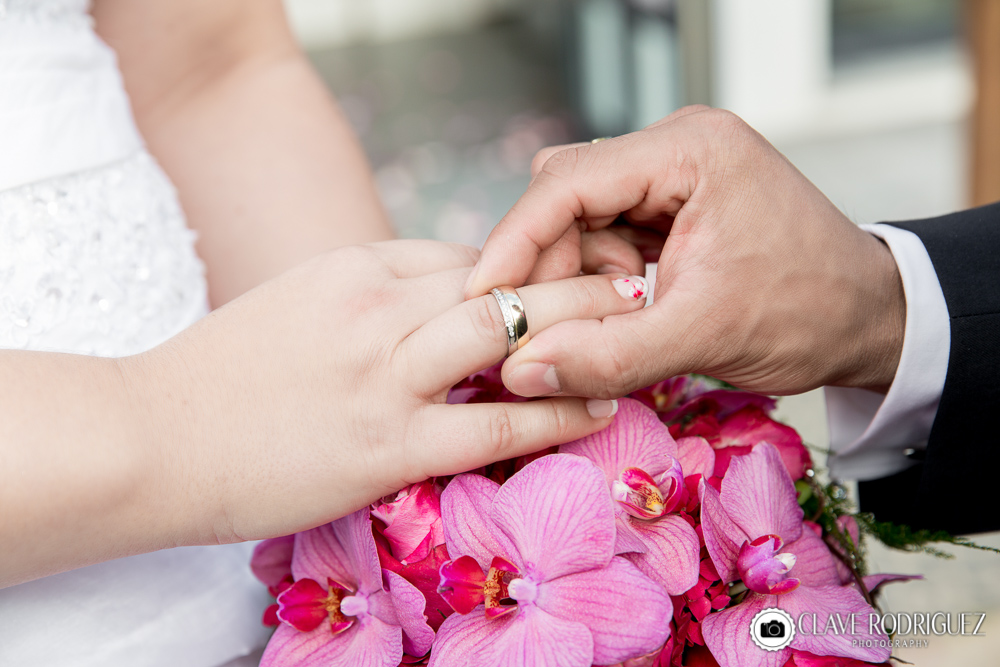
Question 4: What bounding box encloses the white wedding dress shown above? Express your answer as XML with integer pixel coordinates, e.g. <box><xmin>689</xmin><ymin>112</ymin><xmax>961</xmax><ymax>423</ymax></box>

<box><xmin>0</xmin><ymin>1</ymin><xmax>271</xmax><ymax>664</ymax></box>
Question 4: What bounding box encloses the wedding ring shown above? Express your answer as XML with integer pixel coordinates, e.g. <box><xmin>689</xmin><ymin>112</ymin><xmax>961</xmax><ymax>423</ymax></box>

<box><xmin>591</xmin><ymin>137</ymin><xmax>611</xmax><ymax>144</ymax></box>
<box><xmin>490</xmin><ymin>286</ymin><xmax>529</xmax><ymax>357</ymax></box>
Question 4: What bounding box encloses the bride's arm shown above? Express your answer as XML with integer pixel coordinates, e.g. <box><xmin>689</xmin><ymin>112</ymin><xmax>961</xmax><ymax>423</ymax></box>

<box><xmin>92</xmin><ymin>0</ymin><xmax>393</xmax><ymax>308</ymax></box>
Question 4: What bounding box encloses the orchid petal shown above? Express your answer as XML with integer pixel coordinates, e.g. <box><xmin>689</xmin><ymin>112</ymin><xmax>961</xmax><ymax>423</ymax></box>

<box><xmin>251</xmin><ymin>535</ymin><xmax>295</xmax><ymax>589</ymax></box>
<box><xmin>261</xmin><ymin>616</ymin><xmax>403</xmax><ymax>667</ymax></box>
<box><xmin>861</xmin><ymin>572</ymin><xmax>922</xmax><ymax>595</ymax></box>
<box><xmin>780</xmin><ymin>585</ymin><xmax>890</xmax><ymax>664</ymax></box>
<box><xmin>537</xmin><ymin>556</ymin><xmax>672</xmax><ymax>665</ymax></box>
<box><xmin>275</xmin><ymin>578</ymin><xmax>331</xmax><ymax>633</ymax></box>
<box><xmin>721</xmin><ymin>443</ymin><xmax>803</xmax><ymax>544</ymax></box>
<box><xmin>374</xmin><ymin>573</ymin><xmax>435</xmax><ymax>657</ymax></box>
<box><xmin>441</xmin><ymin>473</ymin><xmax>517</xmax><ymax>570</ymax></box>
<box><xmin>701</xmin><ymin>595</ymin><xmax>787</xmax><ymax>667</ymax></box>
<box><xmin>427</xmin><ymin>606</ymin><xmax>515</xmax><ymax>667</ymax></box>
<box><xmin>613</xmin><ymin>516</ymin><xmax>649</xmax><ymax>555</ymax></box>
<box><xmin>676</xmin><ymin>436</ymin><xmax>716</xmax><ymax>479</ymax></box>
<box><xmin>293</xmin><ymin>509</ymin><xmax>383</xmax><ymax>595</ymax></box>
<box><xmin>437</xmin><ymin>555</ymin><xmax>487</xmax><ymax>614</ymax></box>
<box><xmin>622</xmin><ymin>514</ymin><xmax>701</xmax><ymax>595</ymax></box>
<box><xmin>491</xmin><ymin>454</ymin><xmax>616</xmax><ymax>581</ymax></box>
<box><xmin>292</xmin><ymin>524</ymin><xmax>355</xmax><ymax>590</ymax></box>
<box><xmin>782</xmin><ymin>525</ymin><xmax>841</xmax><ymax>588</ymax></box>
<box><xmin>698</xmin><ymin>480</ymin><xmax>747</xmax><ymax>583</ymax></box>
<box><xmin>479</xmin><ymin>606</ymin><xmax>593</xmax><ymax>667</ymax></box>
<box><xmin>560</xmin><ymin>399</ymin><xmax>678</xmax><ymax>483</ymax></box>
<box><xmin>428</xmin><ymin>607</ymin><xmax>593</xmax><ymax>667</ymax></box>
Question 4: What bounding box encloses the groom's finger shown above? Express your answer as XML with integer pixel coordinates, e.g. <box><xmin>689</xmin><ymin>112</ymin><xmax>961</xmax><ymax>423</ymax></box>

<box><xmin>401</xmin><ymin>273</ymin><xmax>649</xmax><ymax>396</ymax></box>
<box><xmin>411</xmin><ymin>398</ymin><xmax>618</xmax><ymax>479</ymax></box>
<box><xmin>465</xmin><ymin>131</ymin><xmax>692</xmax><ymax>299</ymax></box>
<box><xmin>503</xmin><ymin>307</ymin><xmax>682</xmax><ymax>399</ymax></box>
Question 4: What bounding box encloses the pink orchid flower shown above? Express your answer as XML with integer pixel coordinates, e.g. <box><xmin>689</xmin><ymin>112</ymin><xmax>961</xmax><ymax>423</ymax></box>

<box><xmin>251</xmin><ymin>535</ymin><xmax>295</xmax><ymax>626</ymax></box>
<box><xmin>432</xmin><ymin>454</ymin><xmax>673</xmax><ymax>667</ymax></box>
<box><xmin>698</xmin><ymin>443</ymin><xmax>890</xmax><ymax>667</ymax></box>
<box><xmin>262</xmin><ymin>509</ymin><xmax>434</xmax><ymax>667</ymax></box>
<box><xmin>560</xmin><ymin>399</ymin><xmax>704</xmax><ymax>595</ymax></box>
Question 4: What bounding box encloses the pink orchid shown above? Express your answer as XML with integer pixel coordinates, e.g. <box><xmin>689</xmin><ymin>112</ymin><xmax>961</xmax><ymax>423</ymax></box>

<box><xmin>251</xmin><ymin>535</ymin><xmax>296</xmax><ymax>626</ymax></box>
<box><xmin>372</xmin><ymin>481</ymin><xmax>446</xmax><ymax>565</ymax></box>
<box><xmin>262</xmin><ymin>509</ymin><xmax>434</xmax><ymax>667</ymax></box>
<box><xmin>560</xmin><ymin>399</ymin><xmax>703</xmax><ymax>595</ymax></box>
<box><xmin>699</xmin><ymin>444</ymin><xmax>889</xmax><ymax>667</ymax></box>
<box><xmin>432</xmin><ymin>454</ymin><xmax>673</xmax><ymax>667</ymax></box>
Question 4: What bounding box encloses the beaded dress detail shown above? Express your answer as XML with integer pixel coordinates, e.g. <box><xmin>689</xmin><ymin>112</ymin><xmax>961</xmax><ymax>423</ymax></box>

<box><xmin>0</xmin><ymin>1</ymin><xmax>271</xmax><ymax>665</ymax></box>
<box><xmin>0</xmin><ymin>153</ymin><xmax>209</xmax><ymax>355</ymax></box>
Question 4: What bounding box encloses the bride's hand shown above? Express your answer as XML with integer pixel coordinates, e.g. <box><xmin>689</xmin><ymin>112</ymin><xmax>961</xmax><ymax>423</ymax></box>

<box><xmin>127</xmin><ymin>239</ymin><xmax>648</xmax><ymax>546</ymax></box>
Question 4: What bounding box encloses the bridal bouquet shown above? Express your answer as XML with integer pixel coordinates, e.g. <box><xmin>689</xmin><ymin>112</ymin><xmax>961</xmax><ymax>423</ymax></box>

<box><xmin>250</xmin><ymin>370</ymin><xmax>919</xmax><ymax>667</ymax></box>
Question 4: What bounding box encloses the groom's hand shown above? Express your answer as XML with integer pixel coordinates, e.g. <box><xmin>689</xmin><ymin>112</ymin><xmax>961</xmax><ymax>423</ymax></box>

<box><xmin>467</xmin><ymin>106</ymin><xmax>906</xmax><ymax>398</ymax></box>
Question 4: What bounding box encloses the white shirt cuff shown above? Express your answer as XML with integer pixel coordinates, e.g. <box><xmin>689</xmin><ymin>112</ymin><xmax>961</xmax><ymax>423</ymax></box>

<box><xmin>824</xmin><ymin>224</ymin><xmax>950</xmax><ymax>481</ymax></box>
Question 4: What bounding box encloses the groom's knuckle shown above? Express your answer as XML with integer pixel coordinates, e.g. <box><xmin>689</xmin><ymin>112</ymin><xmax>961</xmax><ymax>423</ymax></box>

<box><xmin>540</xmin><ymin>146</ymin><xmax>581</xmax><ymax>180</ymax></box>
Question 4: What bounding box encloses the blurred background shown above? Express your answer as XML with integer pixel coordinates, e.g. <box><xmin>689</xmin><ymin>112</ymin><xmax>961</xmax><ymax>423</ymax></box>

<box><xmin>284</xmin><ymin>1</ymin><xmax>999</xmax><ymax>663</ymax></box>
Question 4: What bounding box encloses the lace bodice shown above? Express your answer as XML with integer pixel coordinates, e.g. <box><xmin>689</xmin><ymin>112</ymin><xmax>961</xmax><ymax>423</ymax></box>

<box><xmin>0</xmin><ymin>153</ymin><xmax>209</xmax><ymax>355</ymax></box>
<box><xmin>0</xmin><ymin>1</ymin><xmax>270</xmax><ymax>664</ymax></box>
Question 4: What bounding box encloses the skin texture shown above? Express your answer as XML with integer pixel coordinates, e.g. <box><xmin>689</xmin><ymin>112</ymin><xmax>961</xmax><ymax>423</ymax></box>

<box><xmin>0</xmin><ymin>241</ymin><xmax>643</xmax><ymax>587</ymax></box>
<box><xmin>92</xmin><ymin>0</ymin><xmax>394</xmax><ymax>307</ymax></box>
<box><xmin>468</xmin><ymin>106</ymin><xmax>906</xmax><ymax>399</ymax></box>
<box><xmin>1</xmin><ymin>1</ymin><xmax>645</xmax><ymax>587</ymax></box>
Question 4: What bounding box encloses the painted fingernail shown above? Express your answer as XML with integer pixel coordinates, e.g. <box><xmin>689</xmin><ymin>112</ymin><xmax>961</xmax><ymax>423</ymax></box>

<box><xmin>506</xmin><ymin>362</ymin><xmax>560</xmax><ymax>397</ymax></box>
<box><xmin>463</xmin><ymin>261</ymin><xmax>480</xmax><ymax>295</ymax></box>
<box><xmin>597</xmin><ymin>264</ymin><xmax>630</xmax><ymax>275</ymax></box>
<box><xmin>612</xmin><ymin>275</ymin><xmax>649</xmax><ymax>300</ymax></box>
<box><xmin>586</xmin><ymin>398</ymin><xmax>619</xmax><ymax>419</ymax></box>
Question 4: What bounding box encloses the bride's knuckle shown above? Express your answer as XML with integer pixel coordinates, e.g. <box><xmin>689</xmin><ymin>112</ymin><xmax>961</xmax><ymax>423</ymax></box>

<box><xmin>487</xmin><ymin>409</ymin><xmax>516</xmax><ymax>458</ymax></box>
<box><xmin>469</xmin><ymin>297</ymin><xmax>507</xmax><ymax>348</ymax></box>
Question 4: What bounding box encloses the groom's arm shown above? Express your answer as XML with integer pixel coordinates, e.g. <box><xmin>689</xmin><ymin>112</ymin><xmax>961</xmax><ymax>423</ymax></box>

<box><xmin>853</xmin><ymin>202</ymin><xmax>1000</xmax><ymax>535</ymax></box>
<box><xmin>93</xmin><ymin>0</ymin><xmax>394</xmax><ymax>308</ymax></box>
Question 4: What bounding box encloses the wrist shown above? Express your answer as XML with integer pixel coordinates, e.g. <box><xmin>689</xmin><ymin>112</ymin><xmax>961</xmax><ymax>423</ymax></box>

<box><xmin>833</xmin><ymin>233</ymin><xmax>906</xmax><ymax>393</ymax></box>
<box><xmin>115</xmin><ymin>343</ymin><xmax>219</xmax><ymax>549</ymax></box>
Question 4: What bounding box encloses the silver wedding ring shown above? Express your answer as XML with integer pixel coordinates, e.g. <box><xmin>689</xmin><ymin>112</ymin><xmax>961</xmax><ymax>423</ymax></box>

<box><xmin>490</xmin><ymin>286</ymin><xmax>529</xmax><ymax>357</ymax></box>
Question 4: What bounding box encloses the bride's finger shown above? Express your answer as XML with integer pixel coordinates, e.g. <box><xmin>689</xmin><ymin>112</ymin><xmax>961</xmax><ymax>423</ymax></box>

<box><xmin>369</xmin><ymin>239</ymin><xmax>479</xmax><ymax>278</ymax></box>
<box><xmin>399</xmin><ymin>272</ymin><xmax>650</xmax><ymax>396</ymax></box>
<box><xmin>409</xmin><ymin>398</ymin><xmax>618</xmax><ymax>478</ymax></box>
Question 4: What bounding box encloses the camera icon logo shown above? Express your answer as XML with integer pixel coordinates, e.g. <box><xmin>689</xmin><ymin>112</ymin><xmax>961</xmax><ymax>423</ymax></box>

<box><xmin>750</xmin><ymin>608</ymin><xmax>795</xmax><ymax>651</ymax></box>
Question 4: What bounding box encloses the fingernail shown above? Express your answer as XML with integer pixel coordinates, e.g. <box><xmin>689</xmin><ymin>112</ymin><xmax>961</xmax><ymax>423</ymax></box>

<box><xmin>612</xmin><ymin>275</ymin><xmax>649</xmax><ymax>300</ymax></box>
<box><xmin>586</xmin><ymin>398</ymin><xmax>619</xmax><ymax>419</ymax></box>
<box><xmin>597</xmin><ymin>264</ymin><xmax>630</xmax><ymax>275</ymax></box>
<box><xmin>463</xmin><ymin>261</ymin><xmax>480</xmax><ymax>295</ymax></box>
<box><xmin>506</xmin><ymin>362</ymin><xmax>560</xmax><ymax>397</ymax></box>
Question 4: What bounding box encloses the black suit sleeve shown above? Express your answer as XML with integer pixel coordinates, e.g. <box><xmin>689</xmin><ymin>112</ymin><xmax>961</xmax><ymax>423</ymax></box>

<box><xmin>857</xmin><ymin>201</ymin><xmax>1000</xmax><ymax>535</ymax></box>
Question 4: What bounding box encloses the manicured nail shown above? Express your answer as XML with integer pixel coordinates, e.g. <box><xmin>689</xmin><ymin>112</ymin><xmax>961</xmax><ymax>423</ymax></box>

<box><xmin>586</xmin><ymin>398</ymin><xmax>619</xmax><ymax>419</ymax></box>
<box><xmin>506</xmin><ymin>362</ymin><xmax>560</xmax><ymax>397</ymax></box>
<box><xmin>612</xmin><ymin>275</ymin><xmax>648</xmax><ymax>300</ymax></box>
<box><xmin>597</xmin><ymin>264</ymin><xmax>630</xmax><ymax>275</ymax></box>
<box><xmin>463</xmin><ymin>261</ymin><xmax>480</xmax><ymax>295</ymax></box>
